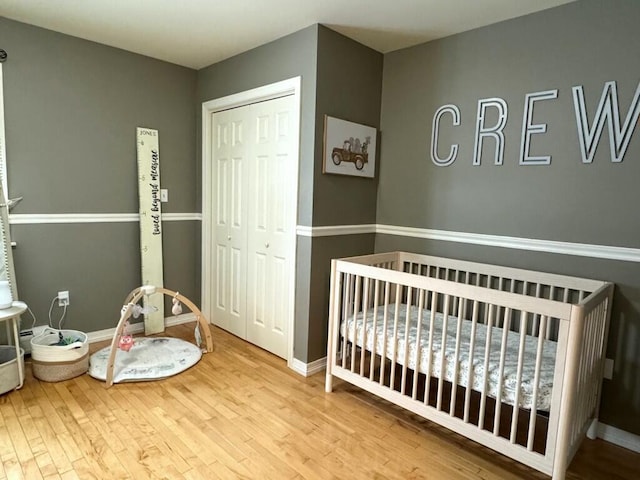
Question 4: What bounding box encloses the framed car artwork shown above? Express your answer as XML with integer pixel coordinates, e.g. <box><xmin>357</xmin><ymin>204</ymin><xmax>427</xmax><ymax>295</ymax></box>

<box><xmin>322</xmin><ymin>115</ymin><xmax>377</xmax><ymax>178</ymax></box>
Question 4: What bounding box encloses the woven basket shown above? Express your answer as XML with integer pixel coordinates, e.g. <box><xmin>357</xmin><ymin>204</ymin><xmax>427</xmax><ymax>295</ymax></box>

<box><xmin>30</xmin><ymin>328</ymin><xmax>88</xmax><ymax>382</ymax></box>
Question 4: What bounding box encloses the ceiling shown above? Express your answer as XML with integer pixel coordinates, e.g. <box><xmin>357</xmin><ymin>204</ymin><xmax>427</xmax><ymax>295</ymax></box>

<box><xmin>0</xmin><ymin>0</ymin><xmax>577</xmax><ymax>69</ymax></box>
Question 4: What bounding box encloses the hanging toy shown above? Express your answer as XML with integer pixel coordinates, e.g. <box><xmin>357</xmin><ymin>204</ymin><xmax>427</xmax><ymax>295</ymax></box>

<box><xmin>118</xmin><ymin>319</ymin><xmax>134</xmax><ymax>352</ymax></box>
<box><xmin>131</xmin><ymin>302</ymin><xmax>158</xmax><ymax>319</ymax></box>
<box><xmin>117</xmin><ymin>304</ymin><xmax>135</xmax><ymax>352</ymax></box>
<box><xmin>172</xmin><ymin>293</ymin><xmax>183</xmax><ymax>316</ymax></box>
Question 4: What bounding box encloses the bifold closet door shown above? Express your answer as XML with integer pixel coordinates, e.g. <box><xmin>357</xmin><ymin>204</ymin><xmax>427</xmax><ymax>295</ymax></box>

<box><xmin>211</xmin><ymin>104</ymin><xmax>249</xmax><ymax>340</ymax></box>
<box><xmin>211</xmin><ymin>95</ymin><xmax>297</xmax><ymax>359</ymax></box>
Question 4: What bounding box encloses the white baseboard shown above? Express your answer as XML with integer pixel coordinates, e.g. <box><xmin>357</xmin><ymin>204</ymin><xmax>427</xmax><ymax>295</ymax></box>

<box><xmin>597</xmin><ymin>423</ymin><xmax>640</xmax><ymax>453</ymax></box>
<box><xmin>291</xmin><ymin>356</ymin><xmax>326</xmax><ymax>377</ymax></box>
<box><xmin>86</xmin><ymin>313</ymin><xmax>197</xmax><ymax>343</ymax></box>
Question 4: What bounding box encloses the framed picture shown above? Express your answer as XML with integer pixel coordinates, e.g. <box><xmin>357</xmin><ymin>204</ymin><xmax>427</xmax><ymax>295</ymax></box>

<box><xmin>322</xmin><ymin>115</ymin><xmax>377</xmax><ymax>178</ymax></box>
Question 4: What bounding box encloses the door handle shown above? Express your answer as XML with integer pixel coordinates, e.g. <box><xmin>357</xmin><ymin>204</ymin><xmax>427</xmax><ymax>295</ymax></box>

<box><xmin>227</xmin><ymin>236</ymin><xmax>231</xmax><ymax>241</ymax></box>
<box><xmin>265</xmin><ymin>242</ymin><xmax>270</xmax><ymax>248</ymax></box>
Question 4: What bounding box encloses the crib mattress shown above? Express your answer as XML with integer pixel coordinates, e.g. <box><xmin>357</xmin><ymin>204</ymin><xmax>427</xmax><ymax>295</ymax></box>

<box><xmin>341</xmin><ymin>303</ymin><xmax>557</xmax><ymax>411</ymax></box>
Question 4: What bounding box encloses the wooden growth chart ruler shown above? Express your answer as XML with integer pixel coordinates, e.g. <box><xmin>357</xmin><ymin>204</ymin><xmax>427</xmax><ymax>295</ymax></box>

<box><xmin>136</xmin><ymin>127</ymin><xmax>164</xmax><ymax>334</ymax></box>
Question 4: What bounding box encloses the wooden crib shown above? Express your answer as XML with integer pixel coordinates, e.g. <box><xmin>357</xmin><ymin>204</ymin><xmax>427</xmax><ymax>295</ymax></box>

<box><xmin>325</xmin><ymin>251</ymin><xmax>613</xmax><ymax>480</ymax></box>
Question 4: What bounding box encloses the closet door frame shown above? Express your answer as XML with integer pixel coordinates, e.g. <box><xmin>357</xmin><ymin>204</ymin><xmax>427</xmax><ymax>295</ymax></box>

<box><xmin>201</xmin><ymin>77</ymin><xmax>301</xmax><ymax>369</ymax></box>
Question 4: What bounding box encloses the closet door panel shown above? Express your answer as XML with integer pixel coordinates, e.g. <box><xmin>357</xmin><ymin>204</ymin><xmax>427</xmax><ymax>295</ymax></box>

<box><xmin>211</xmin><ymin>108</ymin><xmax>249</xmax><ymax>339</ymax></box>
<box><xmin>246</xmin><ymin>96</ymin><xmax>296</xmax><ymax>358</ymax></box>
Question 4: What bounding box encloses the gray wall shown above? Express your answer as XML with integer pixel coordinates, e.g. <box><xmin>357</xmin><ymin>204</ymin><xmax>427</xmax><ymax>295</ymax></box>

<box><xmin>313</xmin><ymin>26</ymin><xmax>381</xmax><ymax>227</ymax></box>
<box><xmin>376</xmin><ymin>0</ymin><xmax>640</xmax><ymax>434</ymax></box>
<box><xmin>305</xmin><ymin>26</ymin><xmax>382</xmax><ymax>360</ymax></box>
<box><xmin>1</xmin><ymin>17</ymin><xmax>199</xmax><ymax>331</ymax></box>
<box><xmin>196</xmin><ymin>25</ymin><xmax>382</xmax><ymax>362</ymax></box>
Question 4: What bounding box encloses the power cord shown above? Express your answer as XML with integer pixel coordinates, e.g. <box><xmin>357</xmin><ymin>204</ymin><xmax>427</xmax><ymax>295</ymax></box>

<box><xmin>25</xmin><ymin>304</ymin><xmax>37</xmax><ymax>329</ymax></box>
<box><xmin>48</xmin><ymin>295</ymin><xmax>67</xmax><ymax>330</ymax></box>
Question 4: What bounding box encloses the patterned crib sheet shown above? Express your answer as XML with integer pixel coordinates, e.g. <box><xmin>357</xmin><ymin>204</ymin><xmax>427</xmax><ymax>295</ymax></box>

<box><xmin>341</xmin><ymin>303</ymin><xmax>557</xmax><ymax>411</ymax></box>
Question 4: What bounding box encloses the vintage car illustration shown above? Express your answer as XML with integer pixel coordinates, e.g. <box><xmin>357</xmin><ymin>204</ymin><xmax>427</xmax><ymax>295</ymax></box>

<box><xmin>331</xmin><ymin>137</ymin><xmax>370</xmax><ymax>170</ymax></box>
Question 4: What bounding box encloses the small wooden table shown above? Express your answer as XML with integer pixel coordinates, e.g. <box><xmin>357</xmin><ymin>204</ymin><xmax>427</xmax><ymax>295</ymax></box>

<box><xmin>1</xmin><ymin>301</ymin><xmax>28</xmax><ymax>391</ymax></box>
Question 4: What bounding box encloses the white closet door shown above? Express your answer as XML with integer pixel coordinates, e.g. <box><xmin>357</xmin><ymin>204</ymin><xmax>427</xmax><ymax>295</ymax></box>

<box><xmin>211</xmin><ymin>94</ymin><xmax>297</xmax><ymax>359</ymax></box>
<box><xmin>211</xmin><ymin>107</ymin><xmax>249</xmax><ymax>339</ymax></box>
<box><xmin>246</xmin><ymin>95</ymin><xmax>297</xmax><ymax>358</ymax></box>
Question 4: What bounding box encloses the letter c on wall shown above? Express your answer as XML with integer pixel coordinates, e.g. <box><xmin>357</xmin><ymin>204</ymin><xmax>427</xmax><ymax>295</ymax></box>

<box><xmin>431</xmin><ymin>104</ymin><xmax>460</xmax><ymax>166</ymax></box>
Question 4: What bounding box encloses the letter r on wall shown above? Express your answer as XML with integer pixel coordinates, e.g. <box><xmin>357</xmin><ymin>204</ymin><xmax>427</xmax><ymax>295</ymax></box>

<box><xmin>473</xmin><ymin>98</ymin><xmax>508</xmax><ymax>166</ymax></box>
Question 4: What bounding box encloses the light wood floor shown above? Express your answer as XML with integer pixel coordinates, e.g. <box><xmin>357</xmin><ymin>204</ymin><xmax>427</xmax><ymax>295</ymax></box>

<box><xmin>0</xmin><ymin>324</ymin><xmax>638</xmax><ymax>479</ymax></box>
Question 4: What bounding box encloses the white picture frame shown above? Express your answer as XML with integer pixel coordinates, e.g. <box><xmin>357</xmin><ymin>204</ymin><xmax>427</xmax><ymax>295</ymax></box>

<box><xmin>322</xmin><ymin>115</ymin><xmax>376</xmax><ymax>178</ymax></box>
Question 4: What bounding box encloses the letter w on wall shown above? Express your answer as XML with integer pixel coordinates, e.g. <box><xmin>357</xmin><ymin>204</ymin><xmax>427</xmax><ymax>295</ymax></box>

<box><xmin>573</xmin><ymin>80</ymin><xmax>640</xmax><ymax>163</ymax></box>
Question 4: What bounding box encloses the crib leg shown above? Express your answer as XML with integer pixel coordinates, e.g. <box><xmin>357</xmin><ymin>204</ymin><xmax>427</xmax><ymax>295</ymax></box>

<box><xmin>587</xmin><ymin>418</ymin><xmax>599</xmax><ymax>440</ymax></box>
<box><xmin>325</xmin><ymin>369</ymin><xmax>333</xmax><ymax>393</ymax></box>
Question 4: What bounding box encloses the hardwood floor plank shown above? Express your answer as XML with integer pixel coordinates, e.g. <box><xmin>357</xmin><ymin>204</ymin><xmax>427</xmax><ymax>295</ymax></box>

<box><xmin>3</xmin><ymin>410</ymin><xmax>34</xmax><ymax>466</ymax></box>
<box><xmin>19</xmin><ymin>457</ymin><xmax>44</xmax><ymax>480</ymax></box>
<box><xmin>1</xmin><ymin>453</ymin><xmax>23</xmax><ymax>480</ymax></box>
<box><xmin>59</xmin><ymin>471</ymin><xmax>81</xmax><ymax>480</ymax></box>
<box><xmin>42</xmin><ymin>474</ymin><xmax>62</xmax><ymax>480</ymax></box>
<box><xmin>27</xmin><ymin>406</ymin><xmax>75</xmax><ymax>473</ymax></box>
<box><xmin>111</xmin><ymin>390</ymin><xmax>199</xmax><ymax>473</ymax></box>
<box><xmin>34</xmin><ymin>452</ymin><xmax>60</xmax><ymax>478</ymax></box>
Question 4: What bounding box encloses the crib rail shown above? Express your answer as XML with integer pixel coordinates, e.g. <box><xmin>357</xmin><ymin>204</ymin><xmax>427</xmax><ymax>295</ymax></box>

<box><xmin>325</xmin><ymin>252</ymin><xmax>613</xmax><ymax>480</ymax></box>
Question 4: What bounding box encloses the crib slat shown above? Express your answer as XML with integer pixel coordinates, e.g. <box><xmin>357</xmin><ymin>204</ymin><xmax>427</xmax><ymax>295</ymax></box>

<box><xmin>350</xmin><ymin>275</ymin><xmax>362</xmax><ymax>373</ymax></box>
<box><xmin>532</xmin><ymin>283</ymin><xmax>542</xmax><ymax>336</ymax></box>
<box><xmin>400</xmin><ymin>287</ymin><xmax>413</xmax><ymax>395</ymax></box>
<box><xmin>412</xmin><ymin>289</ymin><xmax>426</xmax><ymax>400</ymax></box>
<box><xmin>497</xmin><ymin>278</ymin><xmax>505</xmax><ymax>328</ymax></box>
<box><xmin>546</xmin><ymin>286</ymin><xmax>556</xmax><ymax>340</ymax></box>
<box><xmin>369</xmin><ymin>279</ymin><xmax>381</xmax><ymax>382</ymax></box>
<box><xmin>340</xmin><ymin>273</ymin><xmax>352</xmax><ymax>369</ymax></box>
<box><xmin>479</xmin><ymin>303</ymin><xmax>495</xmax><ymax>431</ymax></box>
<box><xmin>424</xmin><ymin>291</ymin><xmax>438</xmax><ymax>406</ymax></box>
<box><xmin>359</xmin><ymin>277</ymin><xmax>370</xmax><ymax>376</ymax></box>
<box><xmin>449</xmin><ymin>294</ymin><xmax>465</xmax><ymax>416</ymax></box>
<box><xmin>493</xmin><ymin>302</ymin><xmax>512</xmax><ymax>435</ymax></box>
<box><xmin>389</xmin><ymin>287</ymin><xmax>402</xmax><ymax>389</ymax></box>
<box><xmin>510</xmin><ymin>311</ymin><xmax>528</xmax><ymax>443</ymax></box>
<box><xmin>436</xmin><ymin>294</ymin><xmax>451</xmax><ymax>412</ymax></box>
<box><xmin>453</xmin><ymin>271</ymin><xmax>460</xmax><ymax>316</ymax></box>
<box><xmin>461</xmin><ymin>272</ymin><xmax>471</xmax><ymax>321</ymax></box>
<box><xmin>463</xmin><ymin>300</ymin><xmax>480</xmax><ymax>423</ymax></box>
<box><xmin>527</xmin><ymin>314</ymin><xmax>547</xmax><ymax>450</ymax></box>
<box><xmin>411</xmin><ymin>289</ymin><xmax>429</xmax><ymax>400</ymax></box>
<box><xmin>379</xmin><ymin>281</ymin><xmax>391</xmax><ymax>386</ymax></box>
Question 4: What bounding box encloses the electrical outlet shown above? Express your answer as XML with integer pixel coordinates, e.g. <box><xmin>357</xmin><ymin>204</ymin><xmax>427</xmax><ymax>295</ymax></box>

<box><xmin>58</xmin><ymin>290</ymin><xmax>70</xmax><ymax>306</ymax></box>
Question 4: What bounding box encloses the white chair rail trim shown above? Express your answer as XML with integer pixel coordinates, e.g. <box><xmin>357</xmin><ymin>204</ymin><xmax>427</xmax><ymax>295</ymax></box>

<box><xmin>296</xmin><ymin>224</ymin><xmax>640</xmax><ymax>263</ymax></box>
<box><xmin>9</xmin><ymin>213</ymin><xmax>202</xmax><ymax>224</ymax></box>
<box><xmin>9</xmin><ymin>217</ymin><xmax>639</xmax><ymax>262</ymax></box>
